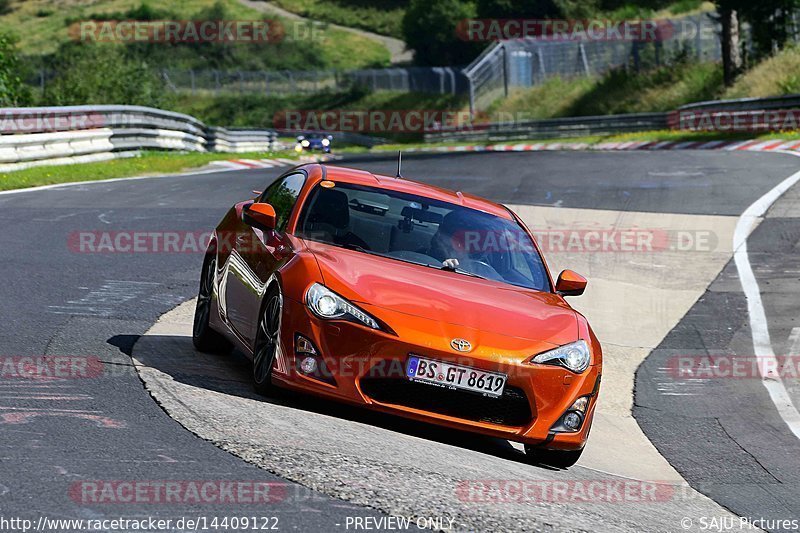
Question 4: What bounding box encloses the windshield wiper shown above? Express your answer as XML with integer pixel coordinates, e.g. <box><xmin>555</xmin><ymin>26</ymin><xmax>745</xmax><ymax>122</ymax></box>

<box><xmin>341</xmin><ymin>242</ymin><xmax>370</xmax><ymax>253</ymax></box>
<box><xmin>440</xmin><ymin>261</ymin><xmax>489</xmax><ymax>280</ymax></box>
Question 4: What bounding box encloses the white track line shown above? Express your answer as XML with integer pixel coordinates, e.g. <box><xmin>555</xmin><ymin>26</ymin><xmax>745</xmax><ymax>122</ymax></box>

<box><xmin>734</xmin><ymin>150</ymin><xmax>800</xmax><ymax>440</ymax></box>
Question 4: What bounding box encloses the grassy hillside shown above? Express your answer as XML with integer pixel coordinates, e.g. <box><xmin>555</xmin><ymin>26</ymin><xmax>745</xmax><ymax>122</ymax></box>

<box><xmin>725</xmin><ymin>44</ymin><xmax>800</xmax><ymax>98</ymax></box>
<box><xmin>268</xmin><ymin>0</ymin><xmax>407</xmax><ymax>39</ymax></box>
<box><xmin>0</xmin><ymin>0</ymin><xmax>390</xmax><ymax>69</ymax></box>
<box><xmin>262</xmin><ymin>0</ymin><xmax>714</xmax><ymax>40</ymax></box>
<box><xmin>173</xmin><ymin>89</ymin><xmax>466</xmax><ymax>140</ymax></box>
<box><xmin>488</xmin><ymin>60</ymin><xmax>723</xmax><ymax>119</ymax></box>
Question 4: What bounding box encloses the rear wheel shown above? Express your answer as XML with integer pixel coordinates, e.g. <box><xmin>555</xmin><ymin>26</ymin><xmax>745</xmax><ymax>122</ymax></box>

<box><xmin>253</xmin><ymin>288</ymin><xmax>282</xmax><ymax>396</ymax></box>
<box><xmin>193</xmin><ymin>255</ymin><xmax>232</xmax><ymax>354</ymax></box>
<box><xmin>523</xmin><ymin>445</ymin><xmax>583</xmax><ymax>469</ymax></box>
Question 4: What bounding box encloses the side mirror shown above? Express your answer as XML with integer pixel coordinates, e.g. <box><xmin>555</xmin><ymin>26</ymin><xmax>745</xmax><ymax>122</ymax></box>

<box><xmin>243</xmin><ymin>203</ymin><xmax>277</xmax><ymax>232</ymax></box>
<box><xmin>555</xmin><ymin>270</ymin><xmax>587</xmax><ymax>297</ymax></box>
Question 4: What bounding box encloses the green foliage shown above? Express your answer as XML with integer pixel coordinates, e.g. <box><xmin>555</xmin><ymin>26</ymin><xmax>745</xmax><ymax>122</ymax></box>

<box><xmin>66</xmin><ymin>1</ymin><xmax>328</xmax><ymax>71</ymax></box>
<box><xmin>0</xmin><ymin>33</ymin><xmax>31</xmax><ymax>106</ymax></box>
<box><xmin>271</xmin><ymin>0</ymin><xmax>408</xmax><ymax>38</ymax></box>
<box><xmin>717</xmin><ymin>0</ymin><xmax>800</xmax><ymax>60</ymax></box>
<box><xmin>475</xmin><ymin>0</ymin><xmax>562</xmax><ymax>18</ymax></box>
<box><xmin>42</xmin><ymin>43</ymin><xmax>172</xmax><ymax>107</ymax></box>
<box><xmin>0</xmin><ymin>0</ymin><xmax>11</xmax><ymax>16</ymax></box>
<box><xmin>172</xmin><ymin>89</ymin><xmax>465</xmax><ymax>128</ymax></box>
<box><xmin>402</xmin><ymin>0</ymin><xmax>481</xmax><ymax>66</ymax></box>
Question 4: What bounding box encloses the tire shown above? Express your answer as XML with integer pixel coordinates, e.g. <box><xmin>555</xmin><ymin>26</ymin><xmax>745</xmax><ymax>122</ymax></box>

<box><xmin>252</xmin><ymin>287</ymin><xmax>282</xmax><ymax>396</ymax></box>
<box><xmin>192</xmin><ymin>254</ymin><xmax>232</xmax><ymax>354</ymax></box>
<box><xmin>523</xmin><ymin>445</ymin><xmax>583</xmax><ymax>469</ymax></box>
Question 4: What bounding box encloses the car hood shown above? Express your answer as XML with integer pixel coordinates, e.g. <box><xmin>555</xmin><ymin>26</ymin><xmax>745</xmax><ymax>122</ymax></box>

<box><xmin>305</xmin><ymin>243</ymin><xmax>578</xmax><ymax>345</ymax></box>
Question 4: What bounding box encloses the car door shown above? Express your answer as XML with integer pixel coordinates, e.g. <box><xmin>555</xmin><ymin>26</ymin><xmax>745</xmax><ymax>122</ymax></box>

<box><xmin>224</xmin><ymin>172</ymin><xmax>307</xmax><ymax>346</ymax></box>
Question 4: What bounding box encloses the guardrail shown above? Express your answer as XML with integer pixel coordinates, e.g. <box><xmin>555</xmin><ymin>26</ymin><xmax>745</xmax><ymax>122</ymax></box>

<box><xmin>424</xmin><ymin>112</ymin><xmax>669</xmax><ymax>143</ymax></box>
<box><xmin>0</xmin><ymin>105</ymin><xmax>281</xmax><ymax>172</ymax></box>
<box><xmin>425</xmin><ymin>93</ymin><xmax>800</xmax><ymax>143</ymax></box>
<box><xmin>677</xmin><ymin>94</ymin><xmax>800</xmax><ymax>112</ymax></box>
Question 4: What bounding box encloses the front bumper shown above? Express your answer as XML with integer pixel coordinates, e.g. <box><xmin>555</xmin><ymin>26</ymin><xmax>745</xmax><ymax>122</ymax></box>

<box><xmin>273</xmin><ymin>297</ymin><xmax>601</xmax><ymax>450</ymax></box>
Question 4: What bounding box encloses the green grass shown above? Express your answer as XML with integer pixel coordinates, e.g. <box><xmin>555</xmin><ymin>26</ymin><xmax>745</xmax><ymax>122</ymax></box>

<box><xmin>265</xmin><ymin>0</ymin><xmax>407</xmax><ymax>38</ymax></box>
<box><xmin>487</xmin><ymin>44</ymin><xmax>800</xmax><ymax>123</ymax></box>
<box><xmin>0</xmin><ymin>0</ymin><xmax>389</xmax><ymax>69</ymax></box>
<box><xmin>725</xmin><ymin>44</ymin><xmax>800</xmax><ymax>98</ymax></box>
<box><xmin>488</xmin><ymin>61</ymin><xmax>724</xmax><ymax>121</ymax></box>
<box><xmin>0</xmin><ymin>149</ymin><xmax>295</xmax><ymax>191</ymax></box>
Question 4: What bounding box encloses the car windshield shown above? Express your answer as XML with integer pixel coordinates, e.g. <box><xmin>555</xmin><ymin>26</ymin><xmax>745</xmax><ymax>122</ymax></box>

<box><xmin>296</xmin><ymin>182</ymin><xmax>551</xmax><ymax>292</ymax></box>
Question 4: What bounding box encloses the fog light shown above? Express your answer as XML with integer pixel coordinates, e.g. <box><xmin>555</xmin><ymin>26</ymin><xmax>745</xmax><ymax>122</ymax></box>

<box><xmin>300</xmin><ymin>357</ymin><xmax>317</xmax><ymax>374</ymax></box>
<box><xmin>570</xmin><ymin>396</ymin><xmax>589</xmax><ymax>413</ymax></box>
<box><xmin>563</xmin><ymin>411</ymin><xmax>583</xmax><ymax>431</ymax></box>
<box><xmin>295</xmin><ymin>335</ymin><xmax>317</xmax><ymax>355</ymax></box>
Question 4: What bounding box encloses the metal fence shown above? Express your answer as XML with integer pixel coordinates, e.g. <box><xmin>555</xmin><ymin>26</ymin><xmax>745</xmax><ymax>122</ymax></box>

<box><xmin>464</xmin><ymin>13</ymin><xmax>725</xmax><ymax>115</ymax></box>
<box><xmin>112</xmin><ymin>67</ymin><xmax>467</xmax><ymax>96</ymax></box>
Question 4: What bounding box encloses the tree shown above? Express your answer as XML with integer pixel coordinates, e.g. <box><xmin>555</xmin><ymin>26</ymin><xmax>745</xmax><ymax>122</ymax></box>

<box><xmin>43</xmin><ymin>43</ymin><xmax>171</xmax><ymax>107</ymax></box>
<box><xmin>0</xmin><ymin>33</ymin><xmax>30</xmax><ymax>106</ymax></box>
<box><xmin>475</xmin><ymin>0</ymin><xmax>561</xmax><ymax>18</ymax></box>
<box><xmin>402</xmin><ymin>0</ymin><xmax>481</xmax><ymax>66</ymax></box>
<box><xmin>714</xmin><ymin>3</ymin><xmax>742</xmax><ymax>86</ymax></box>
<box><xmin>731</xmin><ymin>0</ymin><xmax>800</xmax><ymax>60</ymax></box>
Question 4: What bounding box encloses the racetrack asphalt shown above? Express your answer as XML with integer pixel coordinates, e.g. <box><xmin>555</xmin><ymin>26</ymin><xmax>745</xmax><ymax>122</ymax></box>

<box><xmin>1</xmin><ymin>150</ymin><xmax>799</xmax><ymax>531</ymax></box>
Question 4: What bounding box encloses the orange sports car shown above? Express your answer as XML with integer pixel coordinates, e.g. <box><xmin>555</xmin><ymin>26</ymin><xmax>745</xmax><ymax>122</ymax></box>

<box><xmin>193</xmin><ymin>163</ymin><xmax>602</xmax><ymax>468</ymax></box>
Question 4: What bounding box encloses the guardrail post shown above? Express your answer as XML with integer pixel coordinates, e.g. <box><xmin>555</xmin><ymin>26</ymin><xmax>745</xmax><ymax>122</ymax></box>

<box><xmin>468</xmin><ymin>76</ymin><xmax>475</xmax><ymax>119</ymax></box>
<box><xmin>579</xmin><ymin>43</ymin><xmax>591</xmax><ymax>76</ymax></box>
<box><xmin>501</xmin><ymin>44</ymin><xmax>509</xmax><ymax>97</ymax></box>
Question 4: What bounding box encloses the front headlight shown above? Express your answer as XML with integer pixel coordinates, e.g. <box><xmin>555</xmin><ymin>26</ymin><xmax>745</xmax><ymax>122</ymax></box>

<box><xmin>530</xmin><ymin>340</ymin><xmax>591</xmax><ymax>373</ymax></box>
<box><xmin>301</xmin><ymin>139</ymin><xmax>310</xmax><ymax>147</ymax></box>
<box><xmin>305</xmin><ymin>283</ymin><xmax>380</xmax><ymax>330</ymax></box>
<box><xmin>321</xmin><ymin>138</ymin><xmax>330</xmax><ymax>146</ymax></box>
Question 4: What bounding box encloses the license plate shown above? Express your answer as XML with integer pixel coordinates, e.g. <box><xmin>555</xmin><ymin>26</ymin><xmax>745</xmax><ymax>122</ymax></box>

<box><xmin>406</xmin><ymin>355</ymin><xmax>507</xmax><ymax>398</ymax></box>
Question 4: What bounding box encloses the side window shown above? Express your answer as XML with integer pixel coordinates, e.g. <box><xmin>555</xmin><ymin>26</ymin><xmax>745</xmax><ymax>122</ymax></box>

<box><xmin>260</xmin><ymin>173</ymin><xmax>306</xmax><ymax>232</ymax></box>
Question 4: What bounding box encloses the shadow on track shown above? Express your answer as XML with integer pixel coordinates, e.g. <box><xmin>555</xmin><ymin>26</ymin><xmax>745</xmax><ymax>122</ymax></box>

<box><xmin>123</xmin><ymin>333</ymin><xmax>567</xmax><ymax>470</ymax></box>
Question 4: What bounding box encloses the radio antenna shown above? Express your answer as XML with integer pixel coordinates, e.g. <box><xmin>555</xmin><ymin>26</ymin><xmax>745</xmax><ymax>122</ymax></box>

<box><xmin>396</xmin><ymin>151</ymin><xmax>403</xmax><ymax>178</ymax></box>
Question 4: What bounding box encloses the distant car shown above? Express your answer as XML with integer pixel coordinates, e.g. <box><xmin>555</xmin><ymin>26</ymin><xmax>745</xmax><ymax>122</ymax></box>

<box><xmin>295</xmin><ymin>134</ymin><xmax>332</xmax><ymax>154</ymax></box>
<box><xmin>193</xmin><ymin>163</ymin><xmax>602</xmax><ymax>468</ymax></box>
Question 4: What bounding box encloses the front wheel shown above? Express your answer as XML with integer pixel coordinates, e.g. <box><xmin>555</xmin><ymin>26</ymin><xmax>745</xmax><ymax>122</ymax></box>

<box><xmin>523</xmin><ymin>445</ymin><xmax>583</xmax><ymax>469</ymax></box>
<box><xmin>193</xmin><ymin>255</ymin><xmax>232</xmax><ymax>354</ymax></box>
<box><xmin>253</xmin><ymin>288</ymin><xmax>282</xmax><ymax>396</ymax></box>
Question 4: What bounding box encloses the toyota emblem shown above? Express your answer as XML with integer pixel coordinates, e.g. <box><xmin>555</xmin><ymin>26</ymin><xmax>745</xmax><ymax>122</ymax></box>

<box><xmin>450</xmin><ymin>338</ymin><xmax>472</xmax><ymax>352</ymax></box>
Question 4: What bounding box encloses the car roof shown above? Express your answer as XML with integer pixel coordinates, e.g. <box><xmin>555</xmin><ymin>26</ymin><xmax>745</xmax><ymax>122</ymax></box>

<box><xmin>303</xmin><ymin>163</ymin><xmax>513</xmax><ymax>220</ymax></box>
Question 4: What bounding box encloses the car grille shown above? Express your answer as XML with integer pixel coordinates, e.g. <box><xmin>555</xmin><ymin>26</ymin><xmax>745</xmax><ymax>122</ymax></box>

<box><xmin>360</xmin><ymin>378</ymin><xmax>533</xmax><ymax>427</ymax></box>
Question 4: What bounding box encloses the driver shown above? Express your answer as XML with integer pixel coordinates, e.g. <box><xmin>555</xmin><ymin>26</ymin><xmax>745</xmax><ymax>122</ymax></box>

<box><xmin>427</xmin><ymin>210</ymin><xmax>479</xmax><ymax>264</ymax></box>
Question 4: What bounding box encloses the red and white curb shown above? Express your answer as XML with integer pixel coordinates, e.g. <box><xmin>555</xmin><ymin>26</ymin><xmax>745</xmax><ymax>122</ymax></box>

<box><xmin>208</xmin><ymin>157</ymin><xmax>298</xmax><ymax>170</ymax></box>
<box><xmin>208</xmin><ymin>154</ymin><xmax>335</xmax><ymax>171</ymax></box>
<box><xmin>402</xmin><ymin>139</ymin><xmax>800</xmax><ymax>153</ymax></box>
